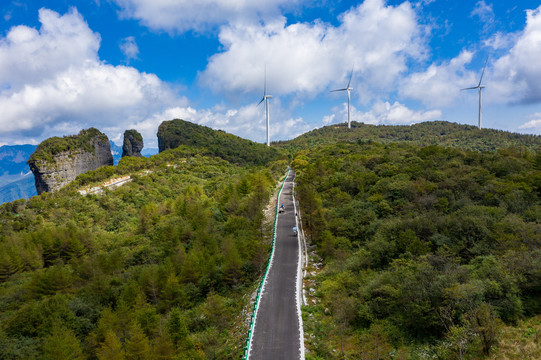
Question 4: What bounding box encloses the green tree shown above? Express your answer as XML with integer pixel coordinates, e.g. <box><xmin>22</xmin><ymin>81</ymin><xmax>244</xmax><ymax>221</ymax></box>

<box><xmin>167</xmin><ymin>308</ymin><xmax>190</xmax><ymax>350</ymax></box>
<box><xmin>98</xmin><ymin>330</ymin><xmax>125</xmax><ymax>360</ymax></box>
<box><xmin>42</xmin><ymin>325</ymin><xmax>84</xmax><ymax>360</ymax></box>
<box><xmin>125</xmin><ymin>322</ymin><xmax>151</xmax><ymax>360</ymax></box>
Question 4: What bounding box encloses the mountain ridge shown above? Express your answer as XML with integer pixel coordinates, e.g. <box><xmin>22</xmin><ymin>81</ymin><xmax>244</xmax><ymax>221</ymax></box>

<box><xmin>277</xmin><ymin>121</ymin><xmax>541</xmax><ymax>153</ymax></box>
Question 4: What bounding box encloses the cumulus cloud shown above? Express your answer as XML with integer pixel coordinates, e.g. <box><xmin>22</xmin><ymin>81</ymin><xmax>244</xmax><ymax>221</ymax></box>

<box><xmin>0</xmin><ymin>7</ymin><xmax>314</xmax><ymax>147</ymax></box>
<box><xmin>483</xmin><ymin>31</ymin><xmax>519</xmax><ymax>50</ymax></box>
<box><xmin>0</xmin><ymin>8</ymin><xmax>99</xmax><ymax>89</ymax></box>
<box><xmin>119</xmin><ymin>36</ymin><xmax>139</xmax><ymax>62</ymax></box>
<box><xmin>0</xmin><ymin>8</ymin><xmax>184</xmax><ymax>146</ymax></box>
<box><xmin>490</xmin><ymin>6</ymin><xmax>541</xmax><ymax>104</ymax></box>
<box><xmin>327</xmin><ymin>101</ymin><xmax>441</xmax><ymax>126</ymax></box>
<box><xmin>519</xmin><ymin>113</ymin><xmax>541</xmax><ymax>131</ymax></box>
<box><xmin>200</xmin><ymin>0</ymin><xmax>426</xmax><ymax>102</ymax></box>
<box><xmin>113</xmin><ymin>0</ymin><xmax>301</xmax><ymax>33</ymax></box>
<box><xmin>400</xmin><ymin>51</ymin><xmax>477</xmax><ymax>106</ymax></box>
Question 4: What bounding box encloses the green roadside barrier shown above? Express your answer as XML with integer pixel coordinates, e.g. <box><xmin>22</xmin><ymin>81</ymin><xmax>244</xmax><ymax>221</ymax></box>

<box><xmin>243</xmin><ymin>168</ymin><xmax>290</xmax><ymax>360</ymax></box>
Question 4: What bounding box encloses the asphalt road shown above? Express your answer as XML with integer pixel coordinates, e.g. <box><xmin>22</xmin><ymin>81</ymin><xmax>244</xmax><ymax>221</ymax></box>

<box><xmin>250</xmin><ymin>170</ymin><xmax>302</xmax><ymax>360</ymax></box>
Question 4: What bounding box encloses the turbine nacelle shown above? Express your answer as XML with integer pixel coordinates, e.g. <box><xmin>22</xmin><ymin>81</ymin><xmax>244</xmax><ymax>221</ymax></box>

<box><xmin>257</xmin><ymin>94</ymin><xmax>272</xmax><ymax>106</ymax></box>
<box><xmin>330</xmin><ymin>87</ymin><xmax>353</xmax><ymax>93</ymax></box>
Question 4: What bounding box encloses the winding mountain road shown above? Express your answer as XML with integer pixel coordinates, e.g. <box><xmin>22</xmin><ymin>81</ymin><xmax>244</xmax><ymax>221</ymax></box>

<box><xmin>249</xmin><ymin>170</ymin><xmax>304</xmax><ymax>360</ymax></box>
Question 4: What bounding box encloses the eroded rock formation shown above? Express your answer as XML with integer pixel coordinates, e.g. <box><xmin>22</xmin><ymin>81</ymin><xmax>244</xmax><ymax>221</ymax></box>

<box><xmin>122</xmin><ymin>129</ymin><xmax>144</xmax><ymax>157</ymax></box>
<box><xmin>28</xmin><ymin>128</ymin><xmax>113</xmax><ymax>194</ymax></box>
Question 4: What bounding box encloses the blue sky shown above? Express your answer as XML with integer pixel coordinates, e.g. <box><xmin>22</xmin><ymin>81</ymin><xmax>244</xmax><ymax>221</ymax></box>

<box><xmin>1</xmin><ymin>0</ymin><xmax>541</xmax><ymax>148</ymax></box>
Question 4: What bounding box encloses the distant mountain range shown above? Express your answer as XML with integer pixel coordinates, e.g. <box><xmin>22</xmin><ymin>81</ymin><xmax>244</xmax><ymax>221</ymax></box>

<box><xmin>0</xmin><ymin>141</ymin><xmax>158</xmax><ymax>204</ymax></box>
<box><xmin>0</xmin><ymin>144</ymin><xmax>38</xmax><ymax>203</ymax></box>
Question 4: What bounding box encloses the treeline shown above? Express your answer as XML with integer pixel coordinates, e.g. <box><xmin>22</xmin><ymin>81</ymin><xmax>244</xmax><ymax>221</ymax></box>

<box><xmin>294</xmin><ymin>142</ymin><xmax>541</xmax><ymax>358</ymax></box>
<box><xmin>278</xmin><ymin>121</ymin><xmax>541</xmax><ymax>153</ymax></box>
<box><xmin>0</xmin><ymin>146</ymin><xmax>287</xmax><ymax>359</ymax></box>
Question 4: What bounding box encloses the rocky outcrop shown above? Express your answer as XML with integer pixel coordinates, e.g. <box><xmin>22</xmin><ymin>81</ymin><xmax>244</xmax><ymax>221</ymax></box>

<box><xmin>157</xmin><ymin>119</ymin><xmax>184</xmax><ymax>153</ymax></box>
<box><xmin>122</xmin><ymin>129</ymin><xmax>144</xmax><ymax>157</ymax></box>
<box><xmin>28</xmin><ymin>128</ymin><xmax>113</xmax><ymax>195</ymax></box>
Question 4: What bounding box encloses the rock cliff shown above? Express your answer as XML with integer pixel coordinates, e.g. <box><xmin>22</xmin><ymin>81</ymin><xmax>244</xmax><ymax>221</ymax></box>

<box><xmin>28</xmin><ymin>128</ymin><xmax>113</xmax><ymax>194</ymax></box>
<box><xmin>122</xmin><ymin>129</ymin><xmax>144</xmax><ymax>157</ymax></box>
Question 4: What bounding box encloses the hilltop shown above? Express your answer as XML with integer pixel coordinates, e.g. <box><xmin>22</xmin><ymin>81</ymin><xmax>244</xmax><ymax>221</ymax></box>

<box><xmin>158</xmin><ymin>119</ymin><xmax>283</xmax><ymax>166</ymax></box>
<box><xmin>277</xmin><ymin>121</ymin><xmax>541</xmax><ymax>153</ymax></box>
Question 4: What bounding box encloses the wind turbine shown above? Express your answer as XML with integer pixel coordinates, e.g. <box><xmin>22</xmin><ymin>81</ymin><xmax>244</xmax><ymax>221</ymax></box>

<box><xmin>331</xmin><ymin>68</ymin><xmax>354</xmax><ymax>129</ymax></box>
<box><xmin>258</xmin><ymin>66</ymin><xmax>272</xmax><ymax>146</ymax></box>
<box><xmin>461</xmin><ymin>58</ymin><xmax>488</xmax><ymax>130</ymax></box>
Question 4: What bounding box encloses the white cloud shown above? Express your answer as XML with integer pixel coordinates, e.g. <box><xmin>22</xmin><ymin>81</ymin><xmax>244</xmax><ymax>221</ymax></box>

<box><xmin>200</xmin><ymin>0</ymin><xmax>426</xmax><ymax>102</ymax></box>
<box><xmin>400</xmin><ymin>51</ymin><xmax>477</xmax><ymax>106</ymax></box>
<box><xmin>490</xmin><ymin>6</ymin><xmax>541</xmax><ymax>104</ymax></box>
<box><xmin>328</xmin><ymin>101</ymin><xmax>442</xmax><ymax>126</ymax></box>
<box><xmin>0</xmin><ymin>8</ymin><xmax>185</xmax><ymax>146</ymax></box>
<box><xmin>0</xmin><ymin>7</ymin><xmax>315</xmax><ymax>147</ymax></box>
<box><xmin>519</xmin><ymin>113</ymin><xmax>541</xmax><ymax>130</ymax></box>
<box><xmin>119</xmin><ymin>36</ymin><xmax>139</xmax><ymax>62</ymax></box>
<box><xmin>0</xmin><ymin>8</ymin><xmax>99</xmax><ymax>90</ymax></box>
<box><xmin>113</xmin><ymin>0</ymin><xmax>301</xmax><ymax>33</ymax></box>
<box><xmin>322</xmin><ymin>114</ymin><xmax>335</xmax><ymax>125</ymax></box>
<box><xmin>483</xmin><ymin>31</ymin><xmax>519</xmax><ymax>50</ymax></box>
<box><xmin>471</xmin><ymin>0</ymin><xmax>495</xmax><ymax>32</ymax></box>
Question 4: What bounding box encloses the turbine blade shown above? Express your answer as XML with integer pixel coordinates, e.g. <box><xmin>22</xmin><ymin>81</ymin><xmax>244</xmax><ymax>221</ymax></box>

<box><xmin>330</xmin><ymin>88</ymin><xmax>347</xmax><ymax>92</ymax></box>
<box><xmin>264</xmin><ymin>65</ymin><xmax>267</xmax><ymax>96</ymax></box>
<box><xmin>461</xmin><ymin>86</ymin><xmax>478</xmax><ymax>91</ymax></box>
<box><xmin>258</xmin><ymin>97</ymin><xmax>264</xmax><ymax>106</ymax></box>
<box><xmin>347</xmin><ymin>66</ymin><xmax>354</xmax><ymax>89</ymax></box>
<box><xmin>478</xmin><ymin>57</ymin><xmax>488</xmax><ymax>86</ymax></box>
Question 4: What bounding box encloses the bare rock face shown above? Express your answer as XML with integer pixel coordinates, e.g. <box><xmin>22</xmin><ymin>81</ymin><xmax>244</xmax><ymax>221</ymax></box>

<box><xmin>122</xmin><ymin>129</ymin><xmax>144</xmax><ymax>157</ymax></box>
<box><xmin>28</xmin><ymin>128</ymin><xmax>113</xmax><ymax>195</ymax></box>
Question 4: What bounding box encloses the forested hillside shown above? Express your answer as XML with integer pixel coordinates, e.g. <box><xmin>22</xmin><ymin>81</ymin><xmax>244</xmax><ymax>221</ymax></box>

<box><xmin>158</xmin><ymin>119</ymin><xmax>283</xmax><ymax>166</ymax></box>
<box><xmin>0</xmin><ymin>136</ymin><xmax>287</xmax><ymax>359</ymax></box>
<box><xmin>278</xmin><ymin>121</ymin><xmax>541</xmax><ymax>153</ymax></box>
<box><xmin>294</xmin><ymin>142</ymin><xmax>541</xmax><ymax>359</ymax></box>
<box><xmin>1</xmin><ymin>117</ymin><xmax>540</xmax><ymax>359</ymax></box>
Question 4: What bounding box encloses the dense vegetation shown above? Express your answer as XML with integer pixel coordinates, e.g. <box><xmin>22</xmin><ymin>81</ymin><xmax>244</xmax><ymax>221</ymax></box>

<box><xmin>294</xmin><ymin>141</ymin><xmax>541</xmax><ymax>359</ymax></box>
<box><xmin>3</xmin><ymin>117</ymin><xmax>541</xmax><ymax>359</ymax></box>
<box><xmin>278</xmin><ymin>121</ymin><xmax>541</xmax><ymax>153</ymax></box>
<box><xmin>158</xmin><ymin>119</ymin><xmax>283</xmax><ymax>166</ymax></box>
<box><xmin>28</xmin><ymin>128</ymin><xmax>110</xmax><ymax>164</ymax></box>
<box><xmin>1</xmin><ymin>139</ymin><xmax>287</xmax><ymax>358</ymax></box>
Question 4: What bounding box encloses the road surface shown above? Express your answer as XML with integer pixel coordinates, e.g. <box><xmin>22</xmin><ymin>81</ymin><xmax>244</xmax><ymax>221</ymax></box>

<box><xmin>250</xmin><ymin>170</ymin><xmax>303</xmax><ymax>360</ymax></box>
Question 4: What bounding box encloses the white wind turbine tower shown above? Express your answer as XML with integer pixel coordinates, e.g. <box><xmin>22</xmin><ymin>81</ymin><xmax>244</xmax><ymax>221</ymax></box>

<box><xmin>461</xmin><ymin>58</ymin><xmax>488</xmax><ymax>130</ymax></box>
<box><xmin>331</xmin><ymin>68</ymin><xmax>354</xmax><ymax>129</ymax></box>
<box><xmin>258</xmin><ymin>66</ymin><xmax>272</xmax><ymax>146</ymax></box>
